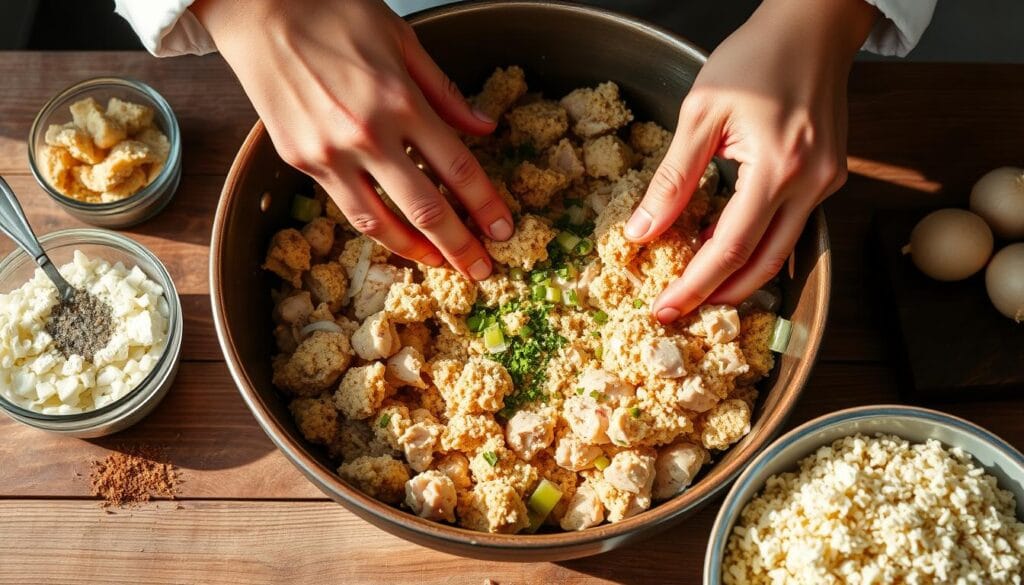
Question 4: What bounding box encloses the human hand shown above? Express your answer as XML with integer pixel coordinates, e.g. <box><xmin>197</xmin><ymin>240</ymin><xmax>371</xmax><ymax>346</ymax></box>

<box><xmin>193</xmin><ymin>0</ymin><xmax>512</xmax><ymax>280</ymax></box>
<box><xmin>625</xmin><ymin>0</ymin><xmax>878</xmax><ymax>322</ymax></box>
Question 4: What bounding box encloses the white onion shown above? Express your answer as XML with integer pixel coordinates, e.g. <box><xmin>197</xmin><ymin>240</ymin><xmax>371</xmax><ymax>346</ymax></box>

<box><xmin>346</xmin><ymin>239</ymin><xmax>374</xmax><ymax>300</ymax></box>
<box><xmin>985</xmin><ymin>243</ymin><xmax>1024</xmax><ymax>323</ymax></box>
<box><xmin>300</xmin><ymin>320</ymin><xmax>344</xmax><ymax>339</ymax></box>
<box><xmin>970</xmin><ymin>167</ymin><xmax>1024</xmax><ymax>239</ymax></box>
<box><xmin>903</xmin><ymin>209</ymin><xmax>993</xmax><ymax>282</ymax></box>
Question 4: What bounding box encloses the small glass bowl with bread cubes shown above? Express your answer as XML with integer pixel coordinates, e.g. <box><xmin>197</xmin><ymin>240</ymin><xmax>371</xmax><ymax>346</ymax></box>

<box><xmin>28</xmin><ymin>77</ymin><xmax>182</xmax><ymax>228</ymax></box>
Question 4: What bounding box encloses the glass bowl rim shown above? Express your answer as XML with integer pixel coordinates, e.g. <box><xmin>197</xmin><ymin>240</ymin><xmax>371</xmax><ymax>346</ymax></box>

<box><xmin>0</xmin><ymin>228</ymin><xmax>182</xmax><ymax>422</ymax></box>
<box><xmin>27</xmin><ymin>76</ymin><xmax>182</xmax><ymax>212</ymax></box>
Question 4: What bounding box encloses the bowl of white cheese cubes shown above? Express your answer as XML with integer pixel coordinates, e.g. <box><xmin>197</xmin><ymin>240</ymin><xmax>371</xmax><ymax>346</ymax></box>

<box><xmin>0</xmin><ymin>228</ymin><xmax>182</xmax><ymax>437</ymax></box>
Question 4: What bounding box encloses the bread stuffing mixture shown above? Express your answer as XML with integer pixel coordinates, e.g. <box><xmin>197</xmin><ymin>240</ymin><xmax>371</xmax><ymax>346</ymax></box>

<box><xmin>263</xmin><ymin>66</ymin><xmax>782</xmax><ymax>534</ymax></box>
<box><xmin>39</xmin><ymin>96</ymin><xmax>170</xmax><ymax>203</ymax></box>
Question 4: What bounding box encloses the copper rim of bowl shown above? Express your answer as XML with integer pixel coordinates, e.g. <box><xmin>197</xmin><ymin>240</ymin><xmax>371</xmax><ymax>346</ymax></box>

<box><xmin>703</xmin><ymin>404</ymin><xmax>1024</xmax><ymax>582</ymax></box>
<box><xmin>0</xmin><ymin>228</ymin><xmax>183</xmax><ymax>422</ymax></box>
<box><xmin>210</xmin><ymin>1</ymin><xmax>832</xmax><ymax>555</ymax></box>
<box><xmin>27</xmin><ymin>77</ymin><xmax>182</xmax><ymax>213</ymax></box>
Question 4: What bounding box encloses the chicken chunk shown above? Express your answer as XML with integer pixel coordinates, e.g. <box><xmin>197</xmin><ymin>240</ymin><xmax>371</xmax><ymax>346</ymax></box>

<box><xmin>301</xmin><ymin>217</ymin><xmax>336</xmax><ymax>258</ymax></box>
<box><xmin>264</xmin><ymin>228</ymin><xmax>311</xmax><ymax>288</ymax></box>
<box><xmin>420</xmin><ymin>265</ymin><xmax>476</xmax><ymax>314</ymax></box>
<box><xmin>272</xmin><ymin>330</ymin><xmax>353</xmax><ymax>396</ymax></box>
<box><xmin>504</xmin><ymin>409</ymin><xmax>555</xmax><ymax>462</ymax></box>
<box><xmin>385</xmin><ymin>346</ymin><xmax>428</xmax><ymax>389</ymax></box>
<box><xmin>583</xmin><ymin>135</ymin><xmax>634</xmax><ymax>180</ymax></box>
<box><xmin>70</xmin><ymin>97</ymin><xmax>126</xmax><ymax>148</ymax></box>
<box><xmin>559</xmin><ymin>482</ymin><xmax>605</xmax><ymax>531</ymax></box>
<box><xmin>483</xmin><ymin>214</ymin><xmax>557</xmax><ymax>271</ymax></box>
<box><xmin>304</xmin><ymin>262</ymin><xmax>348</xmax><ymax>312</ymax></box>
<box><xmin>652</xmin><ymin>442</ymin><xmax>707</xmax><ymax>500</ymax></box>
<box><xmin>458</xmin><ymin>480</ymin><xmax>530</xmax><ymax>534</ymax></box>
<box><xmin>640</xmin><ymin>337</ymin><xmax>687</xmax><ymax>379</ymax></box>
<box><xmin>405</xmin><ymin>470</ymin><xmax>457</xmax><ymax>523</ymax></box>
<box><xmin>602</xmin><ymin>450</ymin><xmax>655</xmax><ymax>495</ymax></box>
<box><xmin>353</xmin><ymin>263</ymin><xmax>402</xmax><ymax>320</ymax></box>
<box><xmin>288</xmin><ymin>394</ymin><xmax>339</xmax><ymax>445</ymax></box>
<box><xmin>434</xmin><ymin>452</ymin><xmax>472</xmax><ymax>490</ymax></box>
<box><xmin>398</xmin><ymin>419</ymin><xmax>443</xmax><ymax>472</ymax></box>
<box><xmin>471</xmin><ymin>66</ymin><xmax>528</xmax><ymax>122</ymax></box>
<box><xmin>554</xmin><ymin>435</ymin><xmax>603</xmax><ymax>471</ymax></box>
<box><xmin>397</xmin><ymin>322</ymin><xmax>431</xmax><ymax>357</ymax></box>
<box><xmin>338</xmin><ymin>235</ymin><xmax>390</xmax><ymax>277</ymax></box>
<box><xmin>562</xmin><ymin>395</ymin><xmax>611</xmax><ymax>445</ymax></box>
<box><xmin>337</xmin><ymin>455</ymin><xmax>410</xmax><ymax>504</ymax></box>
<box><xmin>506</xmin><ymin>100</ymin><xmax>568</xmax><ymax>150</ymax></box>
<box><xmin>546</xmin><ymin>138</ymin><xmax>585</xmax><ymax>182</ymax></box>
<box><xmin>559</xmin><ymin>81</ymin><xmax>633</xmax><ymax>138</ymax></box>
<box><xmin>677</xmin><ymin>375</ymin><xmax>720</xmax><ymax>413</ymax></box>
<box><xmin>351</xmin><ymin>311</ymin><xmax>401</xmax><ymax>361</ymax></box>
<box><xmin>577</xmin><ymin>368</ymin><xmax>635</xmax><ymax>404</ymax></box>
<box><xmin>334</xmin><ymin>362</ymin><xmax>390</xmax><ymax>420</ymax></box>
<box><xmin>606</xmin><ymin>406</ymin><xmax>646</xmax><ymax>447</ymax></box>
<box><xmin>688</xmin><ymin>305</ymin><xmax>741</xmax><ymax>344</ymax></box>
<box><xmin>509</xmin><ymin>161</ymin><xmax>570</xmax><ymax>209</ymax></box>
<box><xmin>384</xmin><ymin>282</ymin><xmax>434</xmax><ymax>323</ymax></box>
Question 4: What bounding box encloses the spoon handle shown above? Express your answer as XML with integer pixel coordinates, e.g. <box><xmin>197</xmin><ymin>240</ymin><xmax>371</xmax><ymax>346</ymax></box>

<box><xmin>0</xmin><ymin>176</ymin><xmax>74</xmax><ymax>300</ymax></box>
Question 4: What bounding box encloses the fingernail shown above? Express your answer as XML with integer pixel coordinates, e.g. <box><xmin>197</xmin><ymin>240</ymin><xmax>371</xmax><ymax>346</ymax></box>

<box><xmin>472</xmin><ymin>107</ymin><xmax>495</xmax><ymax>125</ymax></box>
<box><xmin>468</xmin><ymin>258</ymin><xmax>491</xmax><ymax>280</ymax></box>
<box><xmin>422</xmin><ymin>252</ymin><xmax>444</xmax><ymax>267</ymax></box>
<box><xmin>489</xmin><ymin>218</ymin><xmax>513</xmax><ymax>240</ymax></box>
<box><xmin>656</xmin><ymin>307</ymin><xmax>681</xmax><ymax>323</ymax></box>
<box><xmin>625</xmin><ymin>208</ymin><xmax>652</xmax><ymax>240</ymax></box>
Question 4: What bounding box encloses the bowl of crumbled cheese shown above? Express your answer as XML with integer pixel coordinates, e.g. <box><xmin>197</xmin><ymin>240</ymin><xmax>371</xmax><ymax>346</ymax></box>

<box><xmin>28</xmin><ymin>77</ymin><xmax>181</xmax><ymax>228</ymax></box>
<box><xmin>0</xmin><ymin>228</ymin><xmax>182</xmax><ymax>436</ymax></box>
<box><xmin>705</xmin><ymin>405</ymin><xmax>1024</xmax><ymax>584</ymax></box>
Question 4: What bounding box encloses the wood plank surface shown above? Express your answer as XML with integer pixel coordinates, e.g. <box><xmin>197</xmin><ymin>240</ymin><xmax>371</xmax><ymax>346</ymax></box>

<box><xmin>0</xmin><ymin>52</ymin><xmax>1023</xmax><ymax>585</ymax></box>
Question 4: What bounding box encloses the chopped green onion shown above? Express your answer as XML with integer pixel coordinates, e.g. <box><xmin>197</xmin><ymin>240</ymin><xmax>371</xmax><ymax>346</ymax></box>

<box><xmin>591</xmin><ymin>331</ymin><xmax>601</xmax><ymax>339</ymax></box>
<box><xmin>556</xmin><ymin>264</ymin><xmax>579</xmax><ymax>280</ymax></box>
<box><xmin>545</xmin><ymin>286</ymin><xmax>562</xmax><ymax>304</ymax></box>
<box><xmin>573</xmin><ymin>238</ymin><xmax>594</xmax><ymax>256</ymax></box>
<box><xmin>575</xmin><ymin>387</ymin><xmax>585</xmax><ymax>396</ymax></box>
<box><xmin>509</xmin><ymin>267</ymin><xmax>526</xmax><ymax>281</ymax></box>
<box><xmin>589</xmin><ymin>390</ymin><xmax>603</xmax><ymax>401</ymax></box>
<box><xmin>466</xmin><ymin>314</ymin><xmax>485</xmax><ymax>333</ymax></box>
<box><xmin>564</xmin><ymin>289</ymin><xmax>580</xmax><ymax>307</ymax></box>
<box><xmin>566</xmin><ymin>205</ymin><xmax>588</xmax><ymax>226</ymax></box>
<box><xmin>592</xmin><ymin>310</ymin><xmax>608</xmax><ymax>325</ymax></box>
<box><xmin>632</xmin><ymin>299</ymin><xmax>646</xmax><ymax>309</ymax></box>
<box><xmin>482</xmin><ymin>451</ymin><xmax>499</xmax><ymax>467</ymax></box>
<box><xmin>556</xmin><ymin>231</ymin><xmax>582</xmax><ymax>253</ymax></box>
<box><xmin>483</xmin><ymin>324</ymin><xmax>508</xmax><ymax>354</ymax></box>
<box><xmin>525</xmin><ymin>479</ymin><xmax>564</xmax><ymax>533</ymax></box>
<box><xmin>290</xmin><ymin>194</ymin><xmax>322</xmax><ymax>222</ymax></box>
<box><xmin>530</xmin><ymin>270</ymin><xmax>550</xmax><ymax>284</ymax></box>
<box><xmin>594</xmin><ymin>455</ymin><xmax>611</xmax><ymax>471</ymax></box>
<box><xmin>769</xmin><ymin>317</ymin><xmax>793</xmax><ymax>354</ymax></box>
<box><xmin>377</xmin><ymin>413</ymin><xmax>391</xmax><ymax>428</ymax></box>
<box><xmin>630</xmin><ymin>406</ymin><xmax>641</xmax><ymax>418</ymax></box>
<box><xmin>595</xmin><ymin>345</ymin><xmax>604</xmax><ymax>359</ymax></box>
<box><xmin>518</xmin><ymin>325</ymin><xmax>533</xmax><ymax>339</ymax></box>
<box><xmin>531</xmin><ymin>284</ymin><xmax>547</xmax><ymax>301</ymax></box>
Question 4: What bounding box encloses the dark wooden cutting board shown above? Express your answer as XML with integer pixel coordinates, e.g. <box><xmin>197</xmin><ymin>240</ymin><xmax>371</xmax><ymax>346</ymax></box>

<box><xmin>873</xmin><ymin>211</ymin><xmax>1024</xmax><ymax>399</ymax></box>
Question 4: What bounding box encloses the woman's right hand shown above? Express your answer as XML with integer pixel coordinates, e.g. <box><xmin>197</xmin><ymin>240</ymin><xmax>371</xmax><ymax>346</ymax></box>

<box><xmin>193</xmin><ymin>0</ymin><xmax>513</xmax><ymax>280</ymax></box>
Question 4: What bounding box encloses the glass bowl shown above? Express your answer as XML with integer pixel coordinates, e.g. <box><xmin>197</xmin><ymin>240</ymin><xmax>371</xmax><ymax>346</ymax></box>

<box><xmin>27</xmin><ymin>77</ymin><xmax>182</xmax><ymax>228</ymax></box>
<box><xmin>0</xmin><ymin>229</ymin><xmax>183</xmax><ymax>437</ymax></box>
<box><xmin>703</xmin><ymin>405</ymin><xmax>1024</xmax><ymax>583</ymax></box>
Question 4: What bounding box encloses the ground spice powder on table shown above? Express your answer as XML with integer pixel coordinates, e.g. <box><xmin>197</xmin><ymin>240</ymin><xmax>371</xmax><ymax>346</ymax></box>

<box><xmin>89</xmin><ymin>445</ymin><xmax>180</xmax><ymax>507</ymax></box>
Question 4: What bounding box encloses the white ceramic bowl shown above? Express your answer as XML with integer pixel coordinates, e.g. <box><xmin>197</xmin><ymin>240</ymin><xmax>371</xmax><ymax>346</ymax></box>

<box><xmin>704</xmin><ymin>405</ymin><xmax>1024</xmax><ymax>583</ymax></box>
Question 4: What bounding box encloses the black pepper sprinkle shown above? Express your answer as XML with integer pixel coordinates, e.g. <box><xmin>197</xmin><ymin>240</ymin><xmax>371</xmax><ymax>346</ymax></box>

<box><xmin>46</xmin><ymin>289</ymin><xmax>113</xmax><ymax>361</ymax></box>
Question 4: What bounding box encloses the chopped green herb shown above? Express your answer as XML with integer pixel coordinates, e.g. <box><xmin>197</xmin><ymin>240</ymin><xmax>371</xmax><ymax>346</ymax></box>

<box><xmin>573</xmin><ymin>238</ymin><xmax>594</xmax><ymax>256</ymax></box>
<box><xmin>482</xmin><ymin>451</ymin><xmax>499</xmax><ymax>467</ymax></box>
<box><xmin>595</xmin><ymin>345</ymin><xmax>604</xmax><ymax>359</ymax></box>
<box><xmin>530</xmin><ymin>270</ymin><xmax>550</xmax><ymax>284</ymax></box>
<box><xmin>591</xmin><ymin>330</ymin><xmax>601</xmax><ymax>339</ymax></box>
<box><xmin>575</xmin><ymin>387</ymin><xmax>585</xmax><ymax>396</ymax></box>
<box><xmin>518</xmin><ymin>324</ymin><xmax>534</xmax><ymax>339</ymax></box>
<box><xmin>466</xmin><ymin>313</ymin><xmax>485</xmax><ymax>333</ymax></box>
<box><xmin>531</xmin><ymin>284</ymin><xmax>546</xmax><ymax>301</ymax></box>
<box><xmin>589</xmin><ymin>390</ymin><xmax>603</xmax><ymax>401</ymax></box>
<box><xmin>632</xmin><ymin>299</ymin><xmax>646</xmax><ymax>309</ymax></box>
<box><xmin>592</xmin><ymin>310</ymin><xmax>608</xmax><ymax>325</ymax></box>
<box><xmin>564</xmin><ymin>289</ymin><xmax>580</xmax><ymax>307</ymax></box>
<box><xmin>630</xmin><ymin>406</ymin><xmax>641</xmax><ymax>418</ymax></box>
<box><xmin>377</xmin><ymin>414</ymin><xmax>391</xmax><ymax>428</ymax></box>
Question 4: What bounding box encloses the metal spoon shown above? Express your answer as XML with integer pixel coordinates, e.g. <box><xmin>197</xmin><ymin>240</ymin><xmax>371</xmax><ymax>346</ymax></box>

<box><xmin>0</xmin><ymin>176</ymin><xmax>75</xmax><ymax>302</ymax></box>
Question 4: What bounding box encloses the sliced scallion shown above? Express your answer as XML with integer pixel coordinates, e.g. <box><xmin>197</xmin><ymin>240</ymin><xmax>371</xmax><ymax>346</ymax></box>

<box><xmin>531</xmin><ymin>284</ymin><xmax>547</xmax><ymax>301</ymax></box>
<box><xmin>592</xmin><ymin>310</ymin><xmax>608</xmax><ymax>325</ymax></box>
<box><xmin>564</xmin><ymin>289</ymin><xmax>580</xmax><ymax>307</ymax></box>
<box><xmin>769</xmin><ymin>317</ymin><xmax>793</xmax><ymax>354</ymax></box>
<box><xmin>573</xmin><ymin>238</ymin><xmax>594</xmax><ymax>256</ymax></box>
<box><xmin>632</xmin><ymin>298</ymin><xmax>645</xmax><ymax>309</ymax></box>
<box><xmin>556</xmin><ymin>231</ymin><xmax>582</xmax><ymax>253</ymax></box>
<box><xmin>377</xmin><ymin>413</ymin><xmax>391</xmax><ymax>428</ymax></box>
<box><xmin>482</xmin><ymin>451</ymin><xmax>499</xmax><ymax>467</ymax></box>
<box><xmin>290</xmin><ymin>194</ymin><xmax>322</xmax><ymax>222</ymax></box>
<box><xmin>530</xmin><ymin>270</ymin><xmax>550</xmax><ymax>284</ymax></box>
<box><xmin>483</xmin><ymin>324</ymin><xmax>508</xmax><ymax>354</ymax></box>
<box><xmin>630</xmin><ymin>406</ymin><xmax>641</xmax><ymax>418</ymax></box>
<box><xmin>466</xmin><ymin>314</ymin><xmax>485</xmax><ymax>333</ymax></box>
<box><xmin>518</xmin><ymin>325</ymin><xmax>534</xmax><ymax>339</ymax></box>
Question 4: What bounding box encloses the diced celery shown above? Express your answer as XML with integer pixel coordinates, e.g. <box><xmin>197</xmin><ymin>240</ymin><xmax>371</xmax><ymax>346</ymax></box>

<box><xmin>525</xmin><ymin>479</ymin><xmax>564</xmax><ymax>533</ymax></box>
<box><xmin>573</xmin><ymin>238</ymin><xmax>594</xmax><ymax>256</ymax></box>
<box><xmin>483</xmin><ymin>324</ymin><xmax>507</xmax><ymax>354</ymax></box>
<box><xmin>594</xmin><ymin>455</ymin><xmax>611</xmax><ymax>471</ymax></box>
<box><xmin>290</xmin><ymin>194</ymin><xmax>322</xmax><ymax>222</ymax></box>
<box><xmin>769</xmin><ymin>317</ymin><xmax>793</xmax><ymax>354</ymax></box>
<box><xmin>531</xmin><ymin>284</ymin><xmax>546</xmax><ymax>301</ymax></box>
<box><xmin>556</xmin><ymin>231</ymin><xmax>581</xmax><ymax>253</ymax></box>
<box><xmin>564</xmin><ymin>289</ymin><xmax>580</xmax><ymax>307</ymax></box>
<box><xmin>545</xmin><ymin>286</ymin><xmax>562</xmax><ymax>304</ymax></box>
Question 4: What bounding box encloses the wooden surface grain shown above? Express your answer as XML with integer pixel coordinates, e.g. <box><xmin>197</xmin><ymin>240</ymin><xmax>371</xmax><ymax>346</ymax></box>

<box><xmin>0</xmin><ymin>53</ymin><xmax>1022</xmax><ymax>585</ymax></box>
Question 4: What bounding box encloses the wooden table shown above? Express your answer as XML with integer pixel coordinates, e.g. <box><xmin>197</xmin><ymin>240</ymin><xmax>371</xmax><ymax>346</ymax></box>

<box><xmin>0</xmin><ymin>53</ymin><xmax>1021</xmax><ymax>584</ymax></box>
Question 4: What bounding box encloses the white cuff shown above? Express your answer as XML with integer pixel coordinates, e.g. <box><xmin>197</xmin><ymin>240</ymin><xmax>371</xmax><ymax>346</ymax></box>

<box><xmin>860</xmin><ymin>0</ymin><xmax>937</xmax><ymax>57</ymax></box>
<box><xmin>114</xmin><ymin>0</ymin><xmax>217</xmax><ymax>57</ymax></box>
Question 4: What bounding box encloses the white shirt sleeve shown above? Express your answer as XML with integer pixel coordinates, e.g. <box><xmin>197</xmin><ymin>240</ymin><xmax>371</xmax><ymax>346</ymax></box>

<box><xmin>114</xmin><ymin>0</ymin><xmax>216</xmax><ymax>57</ymax></box>
<box><xmin>860</xmin><ymin>0</ymin><xmax>938</xmax><ymax>57</ymax></box>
